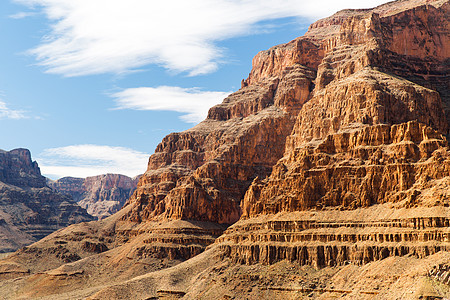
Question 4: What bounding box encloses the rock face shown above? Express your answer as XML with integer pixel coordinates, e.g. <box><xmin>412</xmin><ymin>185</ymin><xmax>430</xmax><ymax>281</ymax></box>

<box><xmin>215</xmin><ymin>0</ymin><xmax>450</xmax><ymax>275</ymax></box>
<box><xmin>124</xmin><ymin>0</ymin><xmax>450</xmax><ymax>265</ymax></box>
<box><xmin>219</xmin><ymin>206</ymin><xmax>450</xmax><ymax>268</ymax></box>
<box><xmin>0</xmin><ymin>0</ymin><xmax>449</xmax><ymax>299</ymax></box>
<box><xmin>125</xmin><ymin>0</ymin><xmax>449</xmax><ymax>228</ymax></box>
<box><xmin>124</xmin><ymin>72</ymin><xmax>314</xmax><ymax>225</ymax></box>
<box><xmin>0</xmin><ymin>148</ymin><xmax>45</xmax><ymax>188</ymax></box>
<box><xmin>242</xmin><ymin>121</ymin><xmax>449</xmax><ymax>216</ymax></box>
<box><xmin>49</xmin><ymin>174</ymin><xmax>140</xmax><ymax>218</ymax></box>
<box><xmin>0</xmin><ymin>149</ymin><xmax>94</xmax><ymax>252</ymax></box>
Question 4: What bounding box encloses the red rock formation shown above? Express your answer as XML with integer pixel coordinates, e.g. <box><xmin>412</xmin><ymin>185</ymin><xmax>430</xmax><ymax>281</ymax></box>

<box><xmin>124</xmin><ymin>69</ymin><xmax>316</xmax><ymax>225</ymax></box>
<box><xmin>49</xmin><ymin>174</ymin><xmax>140</xmax><ymax>218</ymax></box>
<box><xmin>219</xmin><ymin>0</ymin><xmax>450</xmax><ymax>269</ymax></box>
<box><xmin>126</xmin><ymin>0</ymin><xmax>449</xmax><ymax>230</ymax></box>
<box><xmin>218</xmin><ymin>207</ymin><xmax>450</xmax><ymax>268</ymax></box>
<box><xmin>0</xmin><ymin>148</ymin><xmax>45</xmax><ymax>188</ymax></box>
<box><xmin>240</xmin><ymin>0</ymin><xmax>449</xmax><ymax>218</ymax></box>
<box><xmin>242</xmin><ymin>121</ymin><xmax>449</xmax><ymax>216</ymax></box>
<box><xmin>116</xmin><ymin>0</ymin><xmax>450</xmax><ymax>271</ymax></box>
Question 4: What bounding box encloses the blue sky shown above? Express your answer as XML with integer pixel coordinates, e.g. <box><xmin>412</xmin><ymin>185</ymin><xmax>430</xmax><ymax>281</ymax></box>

<box><xmin>0</xmin><ymin>0</ymin><xmax>391</xmax><ymax>179</ymax></box>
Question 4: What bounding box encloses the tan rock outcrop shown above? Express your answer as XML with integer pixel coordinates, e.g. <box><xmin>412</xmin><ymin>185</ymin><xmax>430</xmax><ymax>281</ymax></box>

<box><xmin>225</xmin><ymin>0</ymin><xmax>450</xmax><ymax>271</ymax></box>
<box><xmin>125</xmin><ymin>0</ymin><xmax>449</xmax><ymax>232</ymax></box>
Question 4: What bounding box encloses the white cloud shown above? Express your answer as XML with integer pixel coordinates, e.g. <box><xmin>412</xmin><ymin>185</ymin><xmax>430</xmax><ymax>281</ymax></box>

<box><xmin>9</xmin><ymin>11</ymin><xmax>37</xmax><ymax>19</ymax></box>
<box><xmin>112</xmin><ymin>86</ymin><xmax>231</xmax><ymax>123</ymax></box>
<box><xmin>37</xmin><ymin>144</ymin><xmax>149</xmax><ymax>179</ymax></box>
<box><xmin>0</xmin><ymin>100</ymin><xmax>27</xmax><ymax>119</ymax></box>
<box><xmin>15</xmin><ymin>0</ymin><xmax>391</xmax><ymax>77</ymax></box>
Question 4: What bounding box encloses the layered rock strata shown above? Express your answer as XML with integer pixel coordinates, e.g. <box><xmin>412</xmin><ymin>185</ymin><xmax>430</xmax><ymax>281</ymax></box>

<box><xmin>126</xmin><ymin>0</ymin><xmax>449</xmax><ymax>230</ymax></box>
<box><xmin>0</xmin><ymin>149</ymin><xmax>94</xmax><ymax>252</ymax></box>
<box><xmin>49</xmin><ymin>174</ymin><xmax>140</xmax><ymax>218</ymax></box>
<box><xmin>124</xmin><ymin>68</ymin><xmax>316</xmax><ymax>225</ymax></box>
<box><xmin>242</xmin><ymin>120</ymin><xmax>450</xmax><ymax>216</ymax></box>
<box><xmin>221</xmin><ymin>0</ymin><xmax>450</xmax><ymax>268</ymax></box>
<box><xmin>219</xmin><ymin>206</ymin><xmax>450</xmax><ymax>268</ymax></box>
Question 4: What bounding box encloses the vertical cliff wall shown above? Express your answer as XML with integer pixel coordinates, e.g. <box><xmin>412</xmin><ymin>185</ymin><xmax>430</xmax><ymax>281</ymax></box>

<box><xmin>124</xmin><ymin>64</ymin><xmax>317</xmax><ymax>225</ymax></box>
<box><xmin>49</xmin><ymin>174</ymin><xmax>140</xmax><ymax>218</ymax></box>
<box><xmin>220</xmin><ymin>0</ymin><xmax>450</xmax><ymax>269</ymax></box>
<box><xmin>0</xmin><ymin>149</ymin><xmax>94</xmax><ymax>252</ymax></box>
<box><xmin>125</xmin><ymin>0</ymin><xmax>449</xmax><ymax>227</ymax></box>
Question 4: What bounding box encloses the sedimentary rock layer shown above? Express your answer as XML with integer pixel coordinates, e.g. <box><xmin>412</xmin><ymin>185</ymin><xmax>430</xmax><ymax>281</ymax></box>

<box><xmin>49</xmin><ymin>174</ymin><xmax>140</xmax><ymax>218</ymax></box>
<box><xmin>219</xmin><ymin>206</ymin><xmax>450</xmax><ymax>268</ymax></box>
<box><xmin>0</xmin><ymin>148</ymin><xmax>94</xmax><ymax>252</ymax></box>
<box><xmin>242</xmin><ymin>121</ymin><xmax>450</xmax><ymax>216</ymax></box>
<box><xmin>223</xmin><ymin>0</ymin><xmax>450</xmax><ymax>269</ymax></box>
<box><xmin>124</xmin><ymin>67</ymin><xmax>316</xmax><ymax>225</ymax></box>
<box><xmin>127</xmin><ymin>0</ymin><xmax>450</xmax><ymax>229</ymax></box>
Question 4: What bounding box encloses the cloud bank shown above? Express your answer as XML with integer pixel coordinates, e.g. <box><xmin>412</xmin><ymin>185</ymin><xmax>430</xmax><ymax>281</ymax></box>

<box><xmin>112</xmin><ymin>86</ymin><xmax>231</xmax><ymax>123</ymax></box>
<box><xmin>0</xmin><ymin>100</ymin><xmax>27</xmax><ymax>119</ymax></box>
<box><xmin>38</xmin><ymin>144</ymin><xmax>149</xmax><ymax>179</ymax></box>
<box><xmin>16</xmin><ymin>0</ymin><xmax>391</xmax><ymax>77</ymax></box>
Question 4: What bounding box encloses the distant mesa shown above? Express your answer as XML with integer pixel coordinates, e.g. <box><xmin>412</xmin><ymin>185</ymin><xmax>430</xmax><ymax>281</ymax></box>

<box><xmin>48</xmin><ymin>173</ymin><xmax>140</xmax><ymax>219</ymax></box>
<box><xmin>0</xmin><ymin>148</ymin><xmax>94</xmax><ymax>252</ymax></box>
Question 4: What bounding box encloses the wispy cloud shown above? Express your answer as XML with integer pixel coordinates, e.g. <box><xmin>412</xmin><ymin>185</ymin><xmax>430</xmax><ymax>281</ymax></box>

<box><xmin>15</xmin><ymin>0</ymin><xmax>391</xmax><ymax>77</ymax></box>
<box><xmin>9</xmin><ymin>11</ymin><xmax>37</xmax><ymax>19</ymax></box>
<box><xmin>38</xmin><ymin>144</ymin><xmax>149</xmax><ymax>179</ymax></box>
<box><xmin>112</xmin><ymin>86</ymin><xmax>231</xmax><ymax>123</ymax></box>
<box><xmin>0</xmin><ymin>100</ymin><xmax>27</xmax><ymax>120</ymax></box>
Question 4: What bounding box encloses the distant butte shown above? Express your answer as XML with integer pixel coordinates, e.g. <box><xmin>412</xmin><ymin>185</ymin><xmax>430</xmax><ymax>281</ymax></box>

<box><xmin>48</xmin><ymin>174</ymin><xmax>140</xmax><ymax>219</ymax></box>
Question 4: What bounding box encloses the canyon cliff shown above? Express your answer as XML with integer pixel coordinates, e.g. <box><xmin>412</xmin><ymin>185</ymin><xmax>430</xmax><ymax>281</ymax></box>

<box><xmin>0</xmin><ymin>0</ymin><xmax>448</xmax><ymax>299</ymax></box>
<box><xmin>49</xmin><ymin>174</ymin><xmax>140</xmax><ymax>219</ymax></box>
<box><xmin>0</xmin><ymin>149</ymin><xmax>94</xmax><ymax>252</ymax></box>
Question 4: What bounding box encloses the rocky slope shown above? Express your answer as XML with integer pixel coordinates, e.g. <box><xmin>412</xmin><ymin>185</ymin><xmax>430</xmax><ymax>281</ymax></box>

<box><xmin>226</xmin><ymin>0</ymin><xmax>450</xmax><ymax>273</ymax></box>
<box><xmin>123</xmin><ymin>68</ymin><xmax>315</xmax><ymax>225</ymax></box>
<box><xmin>49</xmin><ymin>174</ymin><xmax>140</xmax><ymax>219</ymax></box>
<box><xmin>0</xmin><ymin>0</ymin><xmax>448</xmax><ymax>299</ymax></box>
<box><xmin>0</xmin><ymin>149</ymin><xmax>94</xmax><ymax>252</ymax></box>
